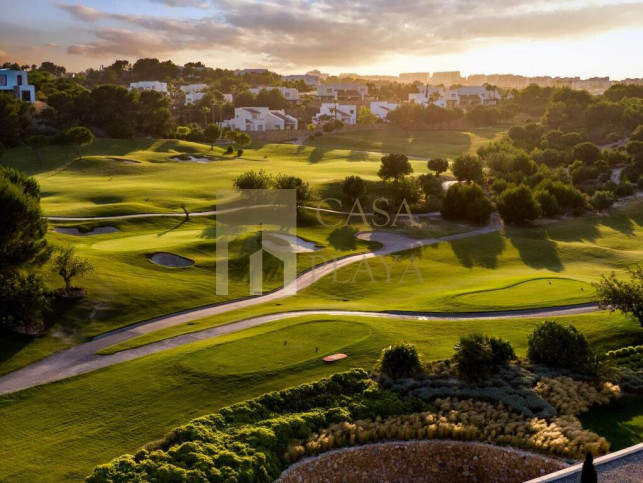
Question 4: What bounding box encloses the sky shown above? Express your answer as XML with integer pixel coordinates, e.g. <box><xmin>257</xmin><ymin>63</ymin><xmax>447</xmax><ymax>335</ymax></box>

<box><xmin>0</xmin><ymin>0</ymin><xmax>642</xmax><ymax>79</ymax></box>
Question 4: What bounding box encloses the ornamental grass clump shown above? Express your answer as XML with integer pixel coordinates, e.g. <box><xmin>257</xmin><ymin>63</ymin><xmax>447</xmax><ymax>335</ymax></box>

<box><xmin>535</xmin><ymin>377</ymin><xmax>621</xmax><ymax>415</ymax></box>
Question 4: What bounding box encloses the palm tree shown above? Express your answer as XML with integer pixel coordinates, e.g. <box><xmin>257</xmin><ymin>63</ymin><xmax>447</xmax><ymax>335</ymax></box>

<box><xmin>201</xmin><ymin>106</ymin><xmax>211</xmax><ymax>127</ymax></box>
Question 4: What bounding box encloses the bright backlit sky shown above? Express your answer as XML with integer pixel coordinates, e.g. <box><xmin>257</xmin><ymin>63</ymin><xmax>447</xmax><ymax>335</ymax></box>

<box><xmin>1</xmin><ymin>0</ymin><xmax>642</xmax><ymax>78</ymax></box>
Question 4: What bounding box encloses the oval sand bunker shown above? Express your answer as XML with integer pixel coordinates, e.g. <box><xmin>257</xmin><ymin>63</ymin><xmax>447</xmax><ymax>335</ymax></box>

<box><xmin>149</xmin><ymin>252</ymin><xmax>195</xmax><ymax>268</ymax></box>
<box><xmin>55</xmin><ymin>226</ymin><xmax>119</xmax><ymax>236</ymax></box>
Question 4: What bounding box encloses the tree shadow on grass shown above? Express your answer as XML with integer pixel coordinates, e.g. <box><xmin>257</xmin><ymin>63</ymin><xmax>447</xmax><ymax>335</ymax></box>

<box><xmin>308</xmin><ymin>147</ymin><xmax>331</xmax><ymax>164</ymax></box>
<box><xmin>505</xmin><ymin>226</ymin><xmax>564</xmax><ymax>272</ymax></box>
<box><xmin>347</xmin><ymin>150</ymin><xmax>369</xmax><ymax>161</ymax></box>
<box><xmin>327</xmin><ymin>226</ymin><xmax>358</xmax><ymax>251</ymax></box>
<box><xmin>448</xmin><ymin>231</ymin><xmax>506</xmax><ymax>269</ymax></box>
<box><xmin>598</xmin><ymin>212</ymin><xmax>636</xmax><ymax>237</ymax></box>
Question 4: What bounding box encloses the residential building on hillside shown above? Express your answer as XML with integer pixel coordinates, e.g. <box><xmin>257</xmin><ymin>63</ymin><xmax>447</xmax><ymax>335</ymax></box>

<box><xmin>281</xmin><ymin>74</ymin><xmax>320</xmax><ymax>87</ymax></box>
<box><xmin>408</xmin><ymin>85</ymin><xmax>499</xmax><ymax>107</ymax></box>
<box><xmin>181</xmin><ymin>84</ymin><xmax>208</xmax><ymax>105</ymax></box>
<box><xmin>317</xmin><ymin>83</ymin><xmax>368</xmax><ymax>101</ymax></box>
<box><xmin>129</xmin><ymin>81</ymin><xmax>168</xmax><ymax>94</ymax></box>
<box><xmin>223</xmin><ymin>93</ymin><xmax>234</xmax><ymax>103</ymax></box>
<box><xmin>222</xmin><ymin>107</ymin><xmax>298</xmax><ymax>131</ymax></box>
<box><xmin>370</xmin><ymin>101</ymin><xmax>399</xmax><ymax>120</ymax></box>
<box><xmin>0</xmin><ymin>68</ymin><xmax>35</xmax><ymax>102</ymax></box>
<box><xmin>248</xmin><ymin>86</ymin><xmax>300</xmax><ymax>101</ymax></box>
<box><xmin>235</xmin><ymin>68</ymin><xmax>269</xmax><ymax>75</ymax></box>
<box><xmin>313</xmin><ymin>103</ymin><xmax>357</xmax><ymax>125</ymax></box>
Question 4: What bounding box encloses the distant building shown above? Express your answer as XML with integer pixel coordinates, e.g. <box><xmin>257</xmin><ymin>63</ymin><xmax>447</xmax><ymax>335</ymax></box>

<box><xmin>313</xmin><ymin>103</ymin><xmax>357</xmax><ymax>125</ymax></box>
<box><xmin>223</xmin><ymin>107</ymin><xmax>298</xmax><ymax>131</ymax></box>
<box><xmin>306</xmin><ymin>69</ymin><xmax>329</xmax><ymax>80</ymax></box>
<box><xmin>431</xmin><ymin>71</ymin><xmax>462</xmax><ymax>86</ymax></box>
<box><xmin>223</xmin><ymin>93</ymin><xmax>234</xmax><ymax>103</ymax></box>
<box><xmin>370</xmin><ymin>101</ymin><xmax>399</xmax><ymax>120</ymax></box>
<box><xmin>281</xmin><ymin>74</ymin><xmax>320</xmax><ymax>87</ymax></box>
<box><xmin>408</xmin><ymin>85</ymin><xmax>499</xmax><ymax>107</ymax></box>
<box><xmin>248</xmin><ymin>86</ymin><xmax>300</xmax><ymax>101</ymax></box>
<box><xmin>181</xmin><ymin>84</ymin><xmax>208</xmax><ymax>105</ymax></box>
<box><xmin>235</xmin><ymin>68</ymin><xmax>269</xmax><ymax>75</ymax></box>
<box><xmin>399</xmin><ymin>72</ymin><xmax>430</xmax><ymax>84</ymax></box>
<box><xmin>317</xmin><ymin>83</ymin><xmax>368</xmax><ymax>101</ymax></box>
<box><xmin>0</xmin><ymin>69</ymin><xmax>36</xmax><ymax>102</ymax></box>
<box><xmin>129</xmin><ymin>81</ymin><xmax>168</xmax><ymax>94</ymax></box>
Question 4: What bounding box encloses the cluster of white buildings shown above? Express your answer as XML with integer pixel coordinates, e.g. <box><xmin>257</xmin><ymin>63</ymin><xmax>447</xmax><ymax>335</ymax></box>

<box><xmin>222</xmin><ymin>107</ymin><xmax>298</xmax><ymax>131</ymax></box>
<box><xmin>0</xmin><ymin>68</ymin><xmax>36</xmax><ymax>102</ymax></box>
<box><xmin>408</xmin><ymin>85</ymin><xmax>500</xmax><ymax>107</ymax></box>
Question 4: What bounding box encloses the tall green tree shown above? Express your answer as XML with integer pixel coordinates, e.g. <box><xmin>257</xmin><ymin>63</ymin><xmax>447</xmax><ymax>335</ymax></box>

<box><xmin>65</xmin><ymin>126</ymin><xmax>94</xmax><ymax>159</ymax></box>
<box><xmin>378</xmin><ymin>153</ymin><xmax>413</xmax><ymax>182</ymax></box>
<box><xmin>427</xmin><ymin>158</ymin><xmax>449</xmax><ymax>176</ymax></box>
<box><xmin>496</xmin><ymin>184</ymin><xmax>541</xmax><ymax>224</ymax></box>
<box><xmin>452</xmin><ymin>153</ymin><xmax>485</xmax><ymax>184</ymax></box>
<box><xmin>593</xmin><ymin>266</ymin><xmax>643</xmax><ymax>327</ymax></box>
<box><xmin>203</xmin><ymin>123</ymin><xmax>222</xmax><ymax>150</ymax></box>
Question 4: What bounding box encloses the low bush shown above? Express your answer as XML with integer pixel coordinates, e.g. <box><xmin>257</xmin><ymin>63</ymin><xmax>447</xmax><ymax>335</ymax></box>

<box><xmin>535</xmin><ymin>377</ymin><xmax>620</xmax><ymax>415</ymax></box>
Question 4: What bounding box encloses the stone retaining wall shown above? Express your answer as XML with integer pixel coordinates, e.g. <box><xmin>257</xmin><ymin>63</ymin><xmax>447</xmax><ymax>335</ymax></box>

<box><xmin>278</xmin><ymin>440</ymin><xmax>568</xmax><ymax>483</ymax></box>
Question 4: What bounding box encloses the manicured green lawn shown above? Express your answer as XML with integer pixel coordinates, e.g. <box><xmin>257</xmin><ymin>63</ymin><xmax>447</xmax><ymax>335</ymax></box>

<box><xmin>1</xmin><ymin>311</ymin><xmax>640</xmax><ymax>482</ymax></box>
<box><xmin>581</xmin><ymin>396</ymin><xmax>643</xmax><ymax>450</ymax></box>
<box><xmin>304</xmin><ymin>127</ymin><xmax>506</xmax><ymax>157</ymax></box>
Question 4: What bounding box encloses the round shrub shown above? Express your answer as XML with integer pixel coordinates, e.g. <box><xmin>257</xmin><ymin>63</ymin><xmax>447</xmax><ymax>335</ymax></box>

<box><xmin>378</xmin><ymin>343</ymin><xmax>422</xmax><ymax>379</ymax></box>
<box><xmin>527</xmin><ymin>321</ymin><xmax>590</xmax><ymax>372</ymax></box>
<box><xmin>454</xmin><ymin>334</ymin><xmax>516</xmax><ymax>382</ymax></box>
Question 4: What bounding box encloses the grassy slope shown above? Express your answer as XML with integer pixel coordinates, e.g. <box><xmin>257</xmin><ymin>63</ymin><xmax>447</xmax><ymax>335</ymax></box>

<box><xmin>1</xmin><ymin>311</ymin><xmax>641</xmax><ymax>482</ymax></box>
<box><xmin>304</xmin><ymin>127</ymin><xmax>505</xmax><ymax>157</ymax></box>
<box><xmin>581</xmin><ymin>396</ymin><xmax>643</xmax><ymax>451</ymax></box>
<box><xmin>2</xmin><ymin>137</ymin><xmax>470</xmax><ymax>217</ymax></box>
<box><xmin>101</xmin><ymin>200</ymin><xmax>643</xmax><ymax>353</ymax></box>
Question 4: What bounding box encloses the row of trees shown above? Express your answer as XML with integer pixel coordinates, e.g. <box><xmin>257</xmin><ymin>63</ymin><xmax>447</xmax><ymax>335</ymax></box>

<box><xmin>0</xmin><ymin>165</ymin><xmax>93</xmax><ymax>333</ymax></box>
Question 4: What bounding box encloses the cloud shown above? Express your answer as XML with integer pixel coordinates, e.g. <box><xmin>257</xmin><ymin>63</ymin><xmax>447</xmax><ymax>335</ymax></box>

<box><xmin>149</xmin><ymin>0</ymin><xmax>210</xmax><ymax>7</ymax></box>
<box><xmin>56</xmin><ymin>4</ymin><xmax>105</xmax><ymax>22</ymax></box>
<box><xmin>56</xmin><ymin>0</ymin><xmax>643</xmax><ymax>69</ymax></box>
<box><xmin>0</xmin><ymin>49</ymin><xmax>9</xmax><ymax>61</ymax></box>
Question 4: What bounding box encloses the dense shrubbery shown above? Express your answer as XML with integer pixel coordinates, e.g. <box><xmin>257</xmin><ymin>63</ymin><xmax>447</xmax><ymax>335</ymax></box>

<box><xmin>378</xmin><ymin>343</ymin><xmax>423</xmax><ymax>379</ymax></box>
<box><xmin>290</xmin><ymin>397</ymin><xmax>609</xmax><ymax>461</ymax></box>
<box><xmin>87</xmin><ymin>370</ymin><xmax>424</xmax><ymax>482</ymax></box>
<box><xmin>453</xmin><ymin>334</ymin><xmax>515</xmax><ymax>382</ymax></box>
<box><xmin>535</xmin><ymin>377</ymin><xmax>620</xmax><ymax>415</ymax></box>
<box><xmin>527</xmin><ymin>321</ymin><xmax>590</xmax><ymax>372</ymax></box>
<box><xmin>441</xmin><ymin>182</ymin><xmax>494</xmax><ymax>224</ymax></box>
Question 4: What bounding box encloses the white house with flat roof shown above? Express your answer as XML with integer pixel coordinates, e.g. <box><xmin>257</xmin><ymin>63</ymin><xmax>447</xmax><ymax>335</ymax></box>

<box><xmin>0</xmin><ymin>69</ymin><xmax>36</xmax><ymax>102</ymax></box>
<box><xmin>129</xmin><ymin>81</ymin><xmax>168</xmax><ymax>94</ymax></box>
<box><xmin>313</xmin><ymin>103</ymin><xmax>357</xmax><ymax>125</ymax></box>
<box><xmin>370</xmin><ymin>101</ymin><xmax>399</xmax><ymax>120</ymax></box>
<box><xmin>223</xmin><ymin>107</ymin><xmax>298</xmax><ymax>131</ymax></box>
<box><xmin>317</xmin><ymin>83</ymin><xmax>368</xmax><ymax>101</ymax></box>
<box><xmin>248</xmin><ymin>86</ymin><xmax>300</xmax><ymax>102</ymax></box>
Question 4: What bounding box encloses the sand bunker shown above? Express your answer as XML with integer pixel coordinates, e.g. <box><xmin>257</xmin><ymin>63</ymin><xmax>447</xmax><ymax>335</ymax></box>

<box><xmin>170</xmin><ymin>156</ymin><xmax>211</xmax><ymax>163</ymax></box>
<box><xmin>262</xmin><ymin>233</ymin><xmax>323</xmax><ymax>253</ymax></box>
<box><xmin>149</xmin><ymin>252</ymin><xmax>195</xmax><ymax>268</ymax></box>
<box><xmin>54</xmin><ymin>226</ymin><xmax>119</xmax><ymax>236</ymax></box>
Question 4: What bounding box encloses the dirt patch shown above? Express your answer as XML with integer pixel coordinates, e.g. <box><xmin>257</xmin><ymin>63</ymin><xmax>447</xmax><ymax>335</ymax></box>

<box><xmin>278</xmin><ymin>440</ymin><xmax>568</xmax><ymax>483</ymax></box>
<box><xmin>149</xmin><ymin>252</ymin><xmax>195</xmax><ymax>268</ymax></box>
<box><xmin>54</xmin><ymin>226</ymin><xmax>119</xmax><ymax>236</ymax></box>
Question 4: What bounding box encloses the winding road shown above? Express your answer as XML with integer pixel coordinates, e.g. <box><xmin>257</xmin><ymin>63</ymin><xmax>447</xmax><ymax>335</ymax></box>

<box><xmin>0</xmin><ymin>214</ymin><xmax>600</xmax><ymax>396</ymax></box>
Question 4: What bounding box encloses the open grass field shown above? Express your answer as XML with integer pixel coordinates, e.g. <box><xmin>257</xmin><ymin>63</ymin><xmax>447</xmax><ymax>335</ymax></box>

<box><xmin>581</xmin><ymin>396</ymin><xmax>643</xmax><ymax>451</ymax></box>
<box><xmin>98</xmin><ymin>199</ymin><xmax>643</xmax><ymax>353</ymax></box>
<box><xmin>1</xmin><ymin>310</ymin><xmax>641</xmax><ymax>482</ymax></box>
<box><xmin>1</xmin><ymin>136</ymin><xmax>476</xmax><ymax>217</ymax></box>
<box><xmin>304</xmin><ymin>127</ymin><xmax>506</xmax><ymax>157</ymax></box>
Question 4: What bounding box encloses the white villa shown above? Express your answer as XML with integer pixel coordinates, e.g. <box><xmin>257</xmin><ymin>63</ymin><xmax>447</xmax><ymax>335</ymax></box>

<box><xmin>248</xmin><ymin>86</ymin><xmax>300</xmax><ymax>102</ymax></box>
<box><xmin>222</xmin><ymin>107</ymin><xmax>298</xmax><ymax>131</ymax></box>
<box><xmin>370</xmin><ymin>101</ymin><xmax>399</xmax><ymax>120</ymax></box>
<box><xmin>408</xmin><ymin>85</ymin><xmax>499</xmax><ymax>107</ymax></box>
<box><xmin>181</xmin><ymin>84</ymin><xmax>208</xmax><ymax>105</ymax></box>
<box><xmin>0</xmin><ymin>69</ymin><xmax>36</xmax><ymax>102</ymax></box>
<box><xmin>129</xmin><ymin>81</ymin><xmax>168</xmax><ymax>94</ymax></box>
<box><xmin>313</xmin><ymin>103</ymin><xmax>357</xmax><ymax>125</ymax></box>
<box><xmin>223</xmin><ymin>93</ymin><xmax>233</xmax><ymax>103</ymax></box>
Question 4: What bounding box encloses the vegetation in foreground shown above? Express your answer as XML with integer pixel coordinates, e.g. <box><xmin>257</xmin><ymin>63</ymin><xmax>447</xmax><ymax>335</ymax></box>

<box><xmin>1</xmin><ymin>311</ymin><xmax>641</xmax><ymax>482</ymax></box>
